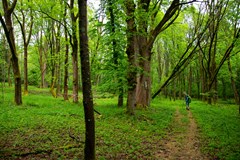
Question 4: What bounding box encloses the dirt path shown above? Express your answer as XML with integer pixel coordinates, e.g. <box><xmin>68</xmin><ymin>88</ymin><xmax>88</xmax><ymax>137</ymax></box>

<box><xmin>155</xmin><ymin>107</ymin><xmax>209</xmax><ymax>160</ymax></box>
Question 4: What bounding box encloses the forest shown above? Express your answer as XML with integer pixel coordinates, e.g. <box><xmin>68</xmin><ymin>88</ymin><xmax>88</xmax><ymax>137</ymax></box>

<box><xmin>0</xmin><ymin>0</ymin><xmax>240</xmax><ymax>159</ymax></box>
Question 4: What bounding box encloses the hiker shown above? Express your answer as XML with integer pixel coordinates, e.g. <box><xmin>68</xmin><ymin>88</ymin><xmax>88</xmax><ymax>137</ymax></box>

<box><xmin>183</xmin><ymin>92</ymin><xmax>191</xmax><ymax>110</ymax></box>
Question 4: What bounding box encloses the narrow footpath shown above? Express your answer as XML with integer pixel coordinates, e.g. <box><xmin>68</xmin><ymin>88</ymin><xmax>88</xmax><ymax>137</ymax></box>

<box><xmin>155</xmin><ymin>107</ymin><xmax>209</xmax><ymax>160</ymax></box>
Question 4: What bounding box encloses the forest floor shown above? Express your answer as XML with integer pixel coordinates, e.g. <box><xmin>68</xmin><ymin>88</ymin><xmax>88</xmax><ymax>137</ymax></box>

<box><xmin>156</xmin><ymin>107</ymin><xmax>209</xmax><ymax>160</ymax></box>
<box><xmin>1</xmin><ymin>87</ymin><xmax>240</xmax><ymax>159</ymax></box>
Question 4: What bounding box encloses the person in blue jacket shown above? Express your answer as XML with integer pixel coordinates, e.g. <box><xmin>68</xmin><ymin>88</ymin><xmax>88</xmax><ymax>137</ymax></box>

<box><xmin>183</xmin><ymin>92</ymin><xmax>191</xmax><ymax>110</ymax></box>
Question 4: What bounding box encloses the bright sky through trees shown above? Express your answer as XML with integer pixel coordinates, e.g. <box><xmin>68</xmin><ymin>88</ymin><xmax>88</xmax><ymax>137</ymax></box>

<box><xmin>88</xmin><ymin>0</ymin><xmax>100</xmax><ymax>10</ymax></box>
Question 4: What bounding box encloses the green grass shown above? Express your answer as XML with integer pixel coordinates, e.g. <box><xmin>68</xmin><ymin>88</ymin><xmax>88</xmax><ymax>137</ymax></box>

<box><xmin>1</xmin><ymin>86</ymin><xmax>239</xmax><ymax>159</ymax></box>
<box><xmin>0</xmin><ymin>86</ymin><xmax>176</xmax><ymax>159</ymax></box>
<box><xmin>191</xmin><ymin>100</ymin><xmax>240</xmax><ymax>159</ymax></box>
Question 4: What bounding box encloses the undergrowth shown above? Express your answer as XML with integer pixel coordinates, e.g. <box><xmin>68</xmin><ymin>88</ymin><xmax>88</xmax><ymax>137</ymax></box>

<box><xmin>0</xmin><ymin>86</ymin><xmax>175</xmax><ymax>159</ymax></box>
<box><xmin>191</xmin><ymin>101</ymin><xmax>240</xmax><ymax>160</ymax></box>
<box><xmin>1</xmin><ymin>86</ymin><xmax>239</xmax><ymax>159</ymax></box>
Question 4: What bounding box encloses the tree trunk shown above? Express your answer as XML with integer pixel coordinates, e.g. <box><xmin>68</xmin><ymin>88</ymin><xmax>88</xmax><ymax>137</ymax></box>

<box><xmin>55</xmin><ymin>24</ymin><xmax>61</xmax><ymax>97</ymax></box>
<box><xmin>49</xmin><ymin>21</ymin><xmax>57</xmax><ymax>98</ymax></box>
<box><xmin>221</xmin><ymin>78</ymin><xmax>227</xmax><ymax>101</ymax></box>
<box><xmin>38</xmin><ymin>30</ymin><xmax>46</xmax><ymax>88</ymax></box>
<box><xmin>188</xmin><ymin>66</ymin><xmax>192</xmax><ymax>96</ymax></box>
<box><xmin>228</xmin><ymin>58</ymin><xmax>239</xmax><ymax>104</ymax></box>
<box><xmin>136</xmin><ymin>0</ymin><xmax>180</xmax><ymax>106</ymax></box>
<box><xmin>136</xmin><ymin>48</ymin><xmax>151</xmax><ymax>107</ymax></box>
<box><xmin>78</xmin><ymin>0</ymin><xmax>95</xmax><ymax>159</ymax></box>
<box><xmin>70</xmin><ymin>0</ymin><xmax>79</xmax><ymax>103</ymax></box>
<box><xmin>7</xmin><ymin>53</ymin><xmax>12</xmax><ymax>87</ymax></box>
<box><xmin>196</xmin><ymin>64</ymin><xmax>200</xmax><ymax>99</ymax></box>
<box><xmin>0</xmin><ymin>0</ymin><xmax>22</xmax><ymax>105</ymax></box>
<box><xmin>23</xmin><ymin>44</ymin><xmax>28</xmax><ymax>95</ymax></box>
<box><xmin>63</xmin><ymin>38</ymin><xmax>69</xmax><ymax>100</ymax></box>
<box><xmin>63</xmin><ymin>6</ymin><xmax>69</xmax><ymax>101</ymax></box>
<box><xmin>107</xmin><ymin>0</ymin><xmax>124</xmax><ymax>107</ymax></box>
<box><xmin>72</xmin><ymin>47</ymin><xmax>78</xmax><ymax>102</ymax></box>
<box><xmin>125</xmin><ymin>0</ymin><xmax>137</xmax><ymax>115</ymax></box>
<box><xmin>15</xmin><ymin>8</ymin><xmax>33</xmax><ymax>95</ymax></box>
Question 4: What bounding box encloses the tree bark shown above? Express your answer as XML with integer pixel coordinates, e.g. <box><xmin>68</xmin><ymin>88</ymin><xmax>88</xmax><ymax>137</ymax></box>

<box><xmin>228</xmin><ymin>58</ymin><xmax>239</xmax><ymax>104</ymax></box>
<box><xmin>78</xmin><ymin>0</ymin><xmax>95</xmax><ymax>159</ymax></box>
<box><xmin>55</xmin><ymin>23</ymin><xmax>61</xmax><ymax>97</ymax></box>
<box><xmin>136</xmin><ymin>0</ymin><xmax>180</xmax><ymax>107</ymax></box>
<box><xmin>221</xmin><ymin>78</ymin><xmax>227</xmax><ymax>101</ymax></box>
<box><xmin>136</xmin><ymin>48</ymin><xmax>151</xmax><ymax>107</ymax></box>
<box><xmin>125</xmin><ymin>0</ymin><xmax>137</xmax><ymax>115</ymax></box>
<box><xmin>63</xmin><ymin>5</ymin><xmax>69</xmax><ymax>101</ymax></box>
<box><xmin>70</xmin><ymin>0</ymin><xmax>79</xmax><ymax>103</ymax></box>
<box><xmin>188</xmin><ymin>66</ymin><xmax>192</xmax><ymax>96</ymax></box>
<box><xmin>15</xmin><ymin>7</ymin><xmax>33</xmax><ymax>95</ymax></box>
<box><xmin>37</xmin><ymin>29</ymin><xmax>47</xmax><ymax>88</ymax></box>
<box><xmin>49</xmin><ymin>20</ymin><xmax>57</xmax><ymax>98</ymax></box>
<box><xmin>107</xmin><ymin>0</ymin><xmax>124</xmax><ymax>107</ymax></box>
<box><xmin>7</xmin><ymin>51</ymin><xmax>12</xmax><ymax>87</ymax></box>
<box><xmin>1</xmin><ymin>0</ymin><xmax>22</xmax><ymax>105</ymax></box>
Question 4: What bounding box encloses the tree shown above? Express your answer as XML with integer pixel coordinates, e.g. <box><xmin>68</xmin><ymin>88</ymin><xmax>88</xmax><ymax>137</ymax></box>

<box><xmin>78</xmin><ymin>0</ymin><xmax>95</xmax><ymax>159</ymax></box>
<box><xmin>197</xmin><ymin>0</ymin><xmax>240</xmax><ymax>104</ymax></box>
<box><xmin>124</xmin><ymin>0</ymin><xmax>199</xmax><ymax>107</ymax></box>
<box><xmin>70</xmin><ymin>0</ymin><xmax>79</xmax><ymax>103</ymax></box>
<box><xmin>106</xmin><ymin>0</ymin><xmax>124</xmax><ymax>107</ymax></box>
<box><xmin>125</xmin><ymin>0</ymin><xmax>137</xmax><ymax>115</ymax></box>
<box><xmin>63</xmin><ymin>2</ymin><xmax>69</xmax><ymax>101</ymax></box>
<box><xmin>14</xmin><ymin>0</ymin><xmax>34</xmax><ymax>95</ymax></box>
<box><xmin>228</xmin><ymin>58</ymin><xmax>239</xmax><ymax>104</ymax></box>
<box><xmin>134</xmin><ymin>0</ymin><xmax>182</xmax><ymax>107</ymax></box>
<box><xmin>0</xmin><ymin>0</ymin><xmax>22</xmax><ymax>105</ymax></box>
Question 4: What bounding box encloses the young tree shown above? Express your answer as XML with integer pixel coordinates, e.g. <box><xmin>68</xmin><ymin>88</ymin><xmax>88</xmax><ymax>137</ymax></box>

<box><xmin>106</xmin><ymin>0</ymin><xmax>124</xmax><ymax>107</ymax></box>
<box><xmin>78</xmin><ymin>0</ymin><xmax>95</xmax><ymax>159</ymax></box>
<box><xmin>14</xmin><ymin>0</ymin><xmax>34</xmax><ymax>95</ymax></box>
<box><xmin>198</xmin><ymin>0</ymin><xmax>240</xmax><ymax>104</ymax></box>
<box><xmin>0</xmin><ymin>0</ymin><xmax>22</xmax><ymax>105</ymax></box>
<box><xmin>63</xmin><ymin>3</ymin><xmax>69</xmax><ymax>100</ymax></box>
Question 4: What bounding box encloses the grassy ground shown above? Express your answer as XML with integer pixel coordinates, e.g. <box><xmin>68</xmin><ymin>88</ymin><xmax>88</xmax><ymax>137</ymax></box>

<box><xmin>0</xmin><ymin>86</ymin><xmax>176</xmax><ymax>159</ymax></box>
<box><xmin>0</xmin><ymin>86</ymin><xmax>239</xmax><ymax>159</ymax></box>
<box><xmin>190</xmin><ymin>100</ymin><xmax>240</xmax><ymax>159</ymax></box>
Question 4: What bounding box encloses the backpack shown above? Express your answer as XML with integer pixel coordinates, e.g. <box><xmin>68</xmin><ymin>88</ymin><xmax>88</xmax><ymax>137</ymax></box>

<box><xmin>188</xmin><ymin>96</ymin><xmax>191</xmax><ymax>103</ymax></box>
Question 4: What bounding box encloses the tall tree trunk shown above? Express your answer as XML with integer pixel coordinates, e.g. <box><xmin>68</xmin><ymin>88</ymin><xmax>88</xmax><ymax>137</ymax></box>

<box><xmin>55</xmin><ymin>23</ymin><xmax>61</xmax><ymax>96</ymax></box>
<box><xmin>0</xmin><ymin>0</ymin><xmax>22</xmax><ymax>105</ymax></box>
<box><xmin>179</xmin><ymin>76</ymin><xmax>183</xmax><ymax>99</ymax></box>
<box><xmin>156</xmin><ymin>47</ymin><xmax>163</xmax><ymax>84</ymax></box>
<box><xmin>15</xmin><ymin>7</ymin><xmax>33</xmax><ymax>95</ymax></box>
<box><xmin>55</xmin><ymin>48</ymin><xmax>61</xmax><ymax>96</ymax></box>
<box><xmin>163</xmin><ymin>49</ymin><xmax>170</xmax><ymax>98</ymax></box>
<box><xmin>221</xmin><ymin>78</ymin><xmax>227</xmax><ymax>101</ymax></box>
<box><xmin>107</xmin><ymin>0</ymin><xmax>124</xmax><ymax>107</ymax></box>
<box><xmin>78</xmin><ymin>0</ymin><xmax>95</xmax><ymax>159</ymax></box>
<box><xmin>196</xmin><ymin>64</ymin><xmax>200</xmax><ymax>99</ymax></box>
<box><xmin>63</xmin><ymin>5</ymin><xmax>69</xmax><ymax>101</ymax></box>
<box><xmin>173</xmin><ymin>79</ymin><xmax>176</xmax><ymax>101</ymax></box>
<box><xmin>125</xmin><ymin>0</ymin><xmax>137</xmax><ymax>115</ymax></box>
<box><xmin>228</xmin><ymin>58</ymin><xmax>239</xmax><ymax>104</ymax></box>
<box><xmin>38</xmin><ymin>30</ymin><xmax>46</xmax><ymax>88</ymax></box>
<box><xmin>188</xmin><ymin>66</ymin><xmax>192</xmax><ymax>96</ymax></box>
<box><xmin>23</xmin><ymin>45</ymin><xmax>28</xmax><ymax>94</ymax></box>
<box><xmin>49</xmin><ymin>21</ymin><xmax>57</xmax><ymax>98</ymax></box>
<box><xmin>63</xmin><ymin>36</ymin><xmax>69</xmax><ymax>100</ymax></box>
<box><xmin>70</xmin><ymin>0</ymin><xmax>79</xmax><ymax>103</ymax></box>
<box><xmin>7</xmin><ymin>51</ymin><xmax>12</xmax><ymax>87</ymax></box>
